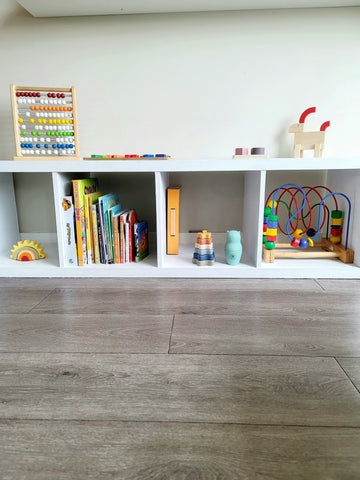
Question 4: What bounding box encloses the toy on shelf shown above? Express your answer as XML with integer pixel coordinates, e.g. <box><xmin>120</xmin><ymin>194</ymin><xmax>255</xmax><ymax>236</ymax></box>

<box><xmin>192</xmin><ymin>230</ymin><xmax>215</xmax><ymax>266</ymax></box>
<box><xmin>86</xmin><ymin>154</ymin><xmax>172</xmax><ymax>160</ymax></box>
<box><xmin>289</xmin><ymin>107</ymin><xmax>330</xmax><ymax>158</ymax></box>
<box><xmin>233</xmin><ymin>147</ymin><xmax>267</xmax><ymax>159</ymax></box>
<box><xmin>224</xmin><ymin>230</ymin><xmax>242</xmax><ymax>265</ymax></box>
<box><xmin>10</xmin><ymin>85</ymin><xmax>81</xmax><ymax>161</ymax></box>
<box><xmin>10</xmin><ymin>240</ymin><xmax>47</xmax><ymax>261</ymax></box>
<box><xmin>262</xmin><ymin>183</ymin><xmax>354</xmax><ymax>263</ymax></box>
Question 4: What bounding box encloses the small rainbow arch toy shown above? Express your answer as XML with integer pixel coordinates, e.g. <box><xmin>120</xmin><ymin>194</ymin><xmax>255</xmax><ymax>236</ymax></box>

<box><xmin>10</xmin><ymin>240</ymin><xmax>47</xmax><ymax>261</ymax></box>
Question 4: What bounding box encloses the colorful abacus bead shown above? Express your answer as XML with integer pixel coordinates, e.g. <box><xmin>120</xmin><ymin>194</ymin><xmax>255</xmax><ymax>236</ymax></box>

<box><xmin>330</xmin><ymin>210</ymin><xmax>343</xmax><ymax>244</ymax></box>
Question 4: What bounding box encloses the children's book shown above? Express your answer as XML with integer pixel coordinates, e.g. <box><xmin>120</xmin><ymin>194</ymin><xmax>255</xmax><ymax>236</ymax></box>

<box><xmin>98</xmin><ymin>193</ymin><xmax>119</xmax><ymax>264</ymax></box>
<box><xmin>118</xmin><ymin>209</ymin><xmax>129</xmax><ymax>264</ymax></box>
<box><xmin>84</xmin><ymin>191</ymin><xmax>102</xmax><ymax>264</ymax></box>
<box><xmin>134</xmin><ymin>220</ymin><xmax>149</xmax><ymax>262</ymax></box>
<box><xmin>61</xmin><ymin>196</ymin><xmax>77</xmax><ymax>266</ymax></box>
<box><xmin>126</xmin><ymin>209</ymin><xmax>138</xmax><ymax>262</ymax></box>
<box><xmin>72</xmin><ymin>178</ymin><xmax>99</xmax><ymax>267</ymax></box>
<box><xmin>91</xmin><ymin>204</ymin><xmax>100</xmax><ymax>264</ymax></box>
<box><xmin>124</xmin><ymin>221</ymin><xmax>130</xmax><ymax>263</ymax></box>
<box><xmin>108</xmin><ymin>204</ymin><xmax>123</xmax><ymax>261</ymax></box>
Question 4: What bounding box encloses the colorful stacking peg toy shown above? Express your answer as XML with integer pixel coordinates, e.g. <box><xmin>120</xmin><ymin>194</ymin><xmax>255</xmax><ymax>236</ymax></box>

<box><xmin>192</xmin><ymin>230</ymin><xmax>215</xmax><ymax>266</ymax></box>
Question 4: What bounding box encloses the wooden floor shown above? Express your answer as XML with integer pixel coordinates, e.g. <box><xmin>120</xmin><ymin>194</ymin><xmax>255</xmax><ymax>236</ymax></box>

<box><xmin>1</xmin><ymin>278</ymin><xmax>360</xmax><ymax>479</ymax></box>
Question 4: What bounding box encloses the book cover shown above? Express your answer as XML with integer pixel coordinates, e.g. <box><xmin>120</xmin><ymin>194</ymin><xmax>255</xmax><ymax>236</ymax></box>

<box><xmin>84</xmin><ymin>191</ymin><xmax>102</xmax><ymax>264</ymax></box>
<box><xmin>61</xmin><ymin>196</ymin><xmax>77</xmax><ymax>266</ymax></box>
<box><xmin>72</xmin><ymin>178</ymin><xmax>99</xmax><ymax>266</ymax></box>
<box><xmin>134</xmin><ymin>220</ymin><xmax>149</xmax><ymax>262</ymax></box>
<box><xmin>98</xmin><ymin>193</ymin><xmax>119</xmax><ymax>264</ymax></box>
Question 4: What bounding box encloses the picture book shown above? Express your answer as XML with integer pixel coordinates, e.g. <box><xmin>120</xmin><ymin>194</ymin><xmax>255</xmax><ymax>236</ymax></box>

<box><xmin>98</xmin><ymin>193</ymin><xmax>119</xmax><ymax>264</ymax></box>
<box><xmin>134</xmin><ymin>220</ymin><xmax>149</xmax><ymax>262</ymax></box>
<box><xmin>91</xmin><ymin>204</ymin><xmax>100</xmax><ymax>264</ymax></box>
<box><xmin>61</xmin><ymin>196</ymin><xmax>77</xmax><ymax>266</ymax></box>
<box><xmin>108</xmin><ymin>204</ymin><xmax>124</xmax><ymax>261</ymax></box>
<box><xmin>118</xmin><ymin>209</ymin><xmax>129</xmax><ymax>264</ymax></box>
<box><xmin>126</xmin><ymin>209</ymin><xmax>138</xmax><ymax>262</ymax></box>
<box><xmin>84</xmin><ymin>191</ymin><xmax>102</xmax><ymax>264</ymax></box>
<box><xmin>72</xmin><ymin>178</ymin><xmax>99</xmax><ymax>266</ymax></box>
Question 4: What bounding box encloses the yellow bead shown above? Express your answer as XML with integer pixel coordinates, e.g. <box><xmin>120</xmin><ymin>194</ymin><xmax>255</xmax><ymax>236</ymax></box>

<box><xmin>330</xmin><ymin>235</ymin><xmax>341</xmax><ymax>244</ymax></box>
<box><xmin>332</xmin><ymin>218</ymin><xmax>342</xmax><ymax>226</ymax></box>
<box><xmin>293</xmin><ymin>228</ymin><xmax>304</xmax><ymax>238</ymax></box>
<box><xmin>30</xmin><ymin>118</ymin><xmax>34</xmax><ymax>123</ymax></box>
<box><xmin>18</xmin><ymin>118</ymin><xmax>23</xmax><ymax>123</ymax></box>
<box><xmin>268</xmin><ymin>200</ymin><xmax>278</xmax><ymax>209</ymax></box>
<box><xmin>266</xmin><ymin>228</ymin><xmax>277</xmax><ymax>236</ymax></box>
<box><xmin>70</xmin><ymin>120</ymin><xmax>73</xmax><ymax>124</ymax></box>
<box><xmin>65</xmin><ymin>119</ymin><xmax>69</xmax><ymax>124</ymax></box>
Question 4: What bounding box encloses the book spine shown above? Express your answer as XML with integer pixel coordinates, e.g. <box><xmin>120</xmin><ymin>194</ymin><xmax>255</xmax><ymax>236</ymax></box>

<box><xmin>85</xmin><ymin>196</ymin><xmax>93</xmax><ymax>264</ymax></box>
<box><xmin>61</xmin><ymin>196</ymin><xmax>77</xmax><ymax>266</ymax></box>
<box><xmin>91</xmin><ymin>205</ymin><xmax>100</xmax><ymax>264</ymax></box>
<box><xmin>120</xmin><ymin>216</ymin><xmax>125</xmax><ymax>264</ymax></box>
<box><xmin>73</xmin><ymin>181</ymin><xmax>85</xmax><ymax>267</ymax></box>
<box><xmin>97</xmin><ymin>204</ymin><xmax>104</xmax><ymax>264</ymax></box>
<box><xmin>113</xmin><ymin>216</ymin><xmax>120</xmax><ymax>264</ymax></box>
<box><xmin>99</xmin><ymin>201</ymin><xmax>109</xmax><ymax>264</ymax></box>
<box><xmin>105</xmin><ymin>210</ymin><xmax>113</xmax><ymax>263</ymax></box>
<box><xmin>125</xmin><ymin>222</ymin><xmax>130</xmax><ymax>263</ymax></box>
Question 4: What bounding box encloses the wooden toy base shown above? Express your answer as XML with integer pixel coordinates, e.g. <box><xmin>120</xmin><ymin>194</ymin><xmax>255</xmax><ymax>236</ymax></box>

<box><xmin>13</xmin><ymin>156</ymin><xmax>83</xmax><ymax>161</ymax></box>
<box><xmin>262</xmin><ymin>239</ymin><xmax>354</xmax><ymax>264</ymax></box>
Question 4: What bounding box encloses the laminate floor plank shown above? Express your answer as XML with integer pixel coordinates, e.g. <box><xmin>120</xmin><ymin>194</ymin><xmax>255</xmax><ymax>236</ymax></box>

<box><xmin>0</xmin><ymin>288</ymin><xmax>54</xmax><ymax>314</ymax></box>
<box><xmin>1</xmin><ymin>421</ymin><xmax>360</xmax><ymax>480</ymax></box>
<box><xmin>316</xmin><ymin>279</ymin><xmax>360</xmax><ymax>292</ymax></box>
<box><xmin>170</xmin><ymin>313</ymin><xmax>360</xmax><ymax>356</ymax></box>
<box><xmin>336</xmin><ymin>358</ymin><xmax>360</xmax><ymax>392</ymax></box>
<box><xmin>0</xmin><ymin>354</ymin><xmax>359</xmax><ymax>426</ymax></box>
<box><xmin>0</xmin><ymin>278</ymin><xmax>323</xmax><ymax>291</ymax></box>
<box><xmin>29</xmin><ymin>287</ymin><xmax>360</xmax><ymax>316</ymax></box>
<box><xmin>0</xmin><ymin>314</ymin><xmax>173</xmax><ymax>353</ymax></box>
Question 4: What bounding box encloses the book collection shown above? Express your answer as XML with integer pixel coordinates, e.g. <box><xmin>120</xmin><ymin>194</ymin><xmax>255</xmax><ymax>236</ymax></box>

<box><xmin>61</xmin><ymin>178</ymin><xmax>149</xmax><ymax>266</ymax></box>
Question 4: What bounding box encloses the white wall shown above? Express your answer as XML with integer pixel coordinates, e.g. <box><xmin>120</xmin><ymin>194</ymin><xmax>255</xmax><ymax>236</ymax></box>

<box><xmin>0</xmin><ymin>2</ymin><xmax>359</xmax><ymax>232</ymax></box>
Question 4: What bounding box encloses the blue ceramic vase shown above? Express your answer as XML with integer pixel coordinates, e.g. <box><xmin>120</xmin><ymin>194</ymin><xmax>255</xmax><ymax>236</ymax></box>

<box><xmin>224</xmin><ymin>230</ymin><xmax>242</xmax><ymax>265</ymax></box>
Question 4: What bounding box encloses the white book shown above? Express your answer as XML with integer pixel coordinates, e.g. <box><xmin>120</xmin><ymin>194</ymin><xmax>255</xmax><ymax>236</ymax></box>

<box><xmin>61</xmin><ymin>196</ymin><xmax>77</xmax><ymax>266</ymax></box>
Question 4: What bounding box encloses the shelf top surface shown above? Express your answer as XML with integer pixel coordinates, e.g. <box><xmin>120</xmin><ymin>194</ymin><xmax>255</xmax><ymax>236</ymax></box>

<box><xmin>17</xmin><ymin>0</ymin><xmax>360</xmax><ymax>17</ymax></box>
<box><xmin>1</xmin><ymin>157</ymin><xmax>360</xmax><ymax>173</ymax></box>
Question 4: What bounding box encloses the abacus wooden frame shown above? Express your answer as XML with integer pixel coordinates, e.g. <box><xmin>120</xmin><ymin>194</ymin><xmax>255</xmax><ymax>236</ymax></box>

<box><xmin>10</xmin><ymin>84</ymin><xmax>82</xmax><ymax>161</ymax></box>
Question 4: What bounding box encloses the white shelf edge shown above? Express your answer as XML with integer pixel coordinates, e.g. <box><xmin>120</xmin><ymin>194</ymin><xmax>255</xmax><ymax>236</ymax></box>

<box><xmin>1</xmin><ymin>158</ymin><xmax>360</xmax><ymax>173</ymax></box>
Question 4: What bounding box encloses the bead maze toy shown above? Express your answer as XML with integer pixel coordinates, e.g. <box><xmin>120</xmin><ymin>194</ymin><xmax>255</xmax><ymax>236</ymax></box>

<box><xmin>262</xmin><ymin>183</ymin><xmax>354</xmax><ymax>263</ymax></box>
<box><xmin>289</xmin><ymin>107</ymin><xmax>330</xmax><ymax>158</ymax></box>
<box><xmin>192</xmin><ymin>230</ymin><xmax>215</xmax><ymax>266</ymax></box>
<box><xmin>10</xmin><ymin>84</ymin><xmax>81</xmax><ymax>161</ymax></box>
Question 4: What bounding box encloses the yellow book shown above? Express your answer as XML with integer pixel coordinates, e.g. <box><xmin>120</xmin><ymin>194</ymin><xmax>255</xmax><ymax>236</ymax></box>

<box><xmin>167</xmin><ymin>186</ymin><xmax>181</xmax><ymax>255</ymax></box>
<box><xmin>84</xmin><ymin>192</ymin><xmax>102</xmax><ymax>264</ymax></box>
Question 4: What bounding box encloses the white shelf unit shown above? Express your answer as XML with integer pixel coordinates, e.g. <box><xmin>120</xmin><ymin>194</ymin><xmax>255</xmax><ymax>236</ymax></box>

<box><xmin>1</xmin><ymin>158</ymin><xmax>359</xmax><ymax>278</ymax></box>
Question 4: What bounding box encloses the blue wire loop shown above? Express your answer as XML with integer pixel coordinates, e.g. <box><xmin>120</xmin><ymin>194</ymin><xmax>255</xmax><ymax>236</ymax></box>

<box><xmin>311</xmin><ymin>192</ymin><xmax>351</xmax><ymax>250</ymax></box>
<box><xmin>271</xmin><ymin>184</ymin><xmax>307</xmax><ymax>241</ymax></box>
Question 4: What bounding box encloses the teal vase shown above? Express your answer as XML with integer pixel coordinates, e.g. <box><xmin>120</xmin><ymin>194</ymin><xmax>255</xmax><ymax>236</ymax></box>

<box><xmin>224</xmin><ymin>230</ymin><xmax>242</xmax><ymax>265</ymax></box>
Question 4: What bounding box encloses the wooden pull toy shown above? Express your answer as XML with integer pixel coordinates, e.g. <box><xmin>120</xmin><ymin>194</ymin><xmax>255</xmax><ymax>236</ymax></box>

<box><xmin>289</xmin><ymin>107</ymin><xmax>330</xmax><ymax>158</ymax></box>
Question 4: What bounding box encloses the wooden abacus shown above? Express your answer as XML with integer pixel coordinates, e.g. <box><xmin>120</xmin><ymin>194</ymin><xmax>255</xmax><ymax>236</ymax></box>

<box><xmin>10</xmin><ymin>84</ymin><xmax>81</xmax><ymax>161</ymax></box>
